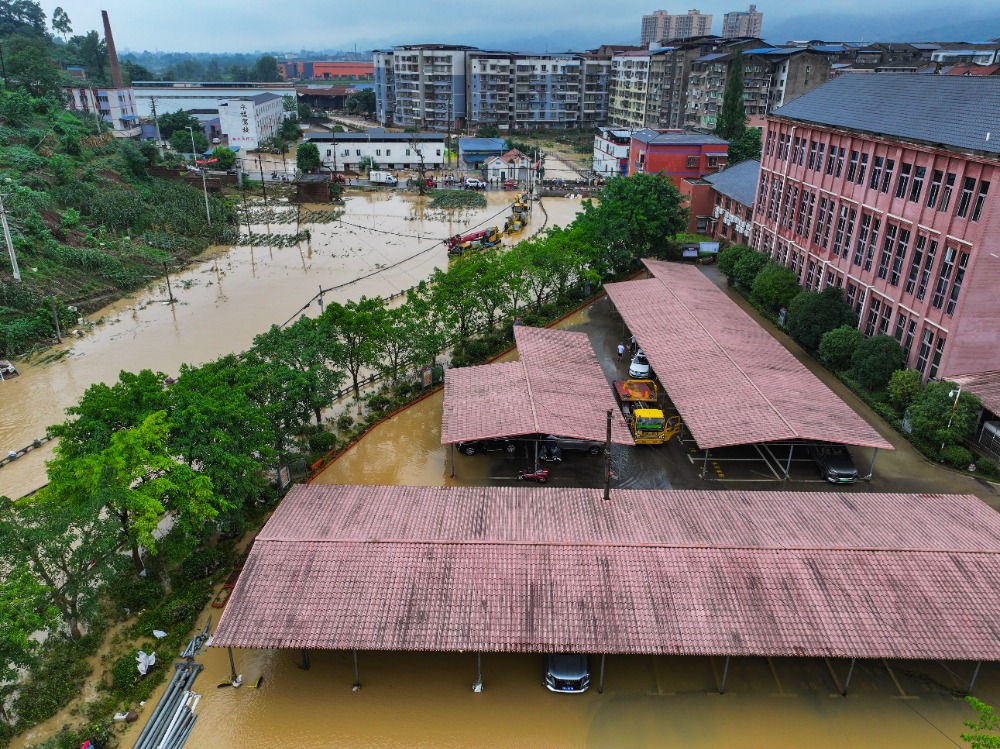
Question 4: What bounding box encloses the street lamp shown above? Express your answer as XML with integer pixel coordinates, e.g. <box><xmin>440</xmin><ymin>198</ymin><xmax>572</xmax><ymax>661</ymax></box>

<box><xmin>186</xmin><ymin>126</ymin><xmax>212</xmax><ymax>226</ymax></box>
<box><xmin>941</xmin><ymin>385</ymin><xmax>963</xmax><ymax>454</ymax></box>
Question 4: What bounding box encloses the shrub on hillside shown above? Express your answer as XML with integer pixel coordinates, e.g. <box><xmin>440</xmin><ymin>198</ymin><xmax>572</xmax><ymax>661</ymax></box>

<box><xmin>786</xmin><ymin>286</ymin><xmax>858</xmax><ymax>352</ymax></box>
<box><xmin>751</xmin><ymin>262</ymin><xmax>802</xmax><ymax>313</ymax></box>
<box><xmin>730</xmin><ymin>249</ymin><xmax>769</xmax><ymax>291</ymax></box>
<box><xmin>716</xmin><ymin>243</ymin><xmax>753</xmax><ymax>279</ymax></box>
<box><xmin>887</xmin><ymin>369</ymin><xmax>923</xmax><ymax>410</ymax></box>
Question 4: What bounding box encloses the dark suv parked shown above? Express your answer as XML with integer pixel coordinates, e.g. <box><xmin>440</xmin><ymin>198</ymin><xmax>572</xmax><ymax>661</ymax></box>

<box><xmin>543</xmin><ymin>435</ymin><xmax>604</xmax><ymax>455</ymax></box>
<box><xmin>807</xmin><ymin>443</ymin><xmax>859</xmax><ymax>483</ymax></box>
<box><xmin>456</xmin><ymin>439</ymin><xmax>520</xmax><ymax>456</ymax></box>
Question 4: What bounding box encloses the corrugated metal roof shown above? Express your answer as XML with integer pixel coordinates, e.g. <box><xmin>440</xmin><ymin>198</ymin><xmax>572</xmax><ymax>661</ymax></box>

<box><xmin>632</xmin><ymin>128</ymin><xmax>729</xmax><ymax>146</ymax></box>
<box><xmin>440</xmin><ymin>326</ymin><xmax>634</xmax><ymax>445</ymax></box>
<box><xmin>771</xmin><ymin>74</ymin><xmax>1000</xmax><ymax>156</ymax></box>
<box><xmin>213</xmin><ymin>484</ymin><xmax>1000</xmax><ymax>660</ymax></box>
<box><xmin>605</xmin><ymin>261</ymin><xmax>894</xmax><ymax>450</ymax></box>
<box><xmin>458</xmin><ymin>137</ymin><xmax>507</xmax><ymax>152</ymax></box>
<box><xmin>705</xmin><ymin>159</ymin><xmax>760</xmax><ymax>206</ymax></box>
<box><xmin>950</xmin><ymin>370</ymin><xmax>1000</xmax><ymax>416</ymax></box>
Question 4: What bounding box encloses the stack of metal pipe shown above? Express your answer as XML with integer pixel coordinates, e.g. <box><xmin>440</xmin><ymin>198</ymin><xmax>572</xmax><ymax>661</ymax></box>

<box><xmin>132</xmin><ymin>623</ymin><xmax>210</xmax><ymax>749</ymax></box>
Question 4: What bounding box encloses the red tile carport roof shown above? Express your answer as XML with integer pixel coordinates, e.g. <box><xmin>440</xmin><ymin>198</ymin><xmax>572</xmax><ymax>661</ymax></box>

<box><xmin>950</xmin><ymin>370</ymin><xmax>1000</xmax><ymax>417</ymax></box>
<box><xmin>604</xmin><ymin>260</ymin><xmax>894</xmax><ymax>450</ymax></box>
<box><xmin>440</xmin><ymin>326</ymin><xmax>633</xmax><ymax>445</ymax></box>
<box><xmin>212</xmin><ymin>484</ymin><xmax>1000</xmax><ymax>661</ymax></box>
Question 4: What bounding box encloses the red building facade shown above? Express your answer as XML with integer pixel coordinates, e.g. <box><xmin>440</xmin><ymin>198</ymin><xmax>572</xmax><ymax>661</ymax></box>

<box><xmin>751</xmin><ymin>75</ymin><xmax>1000</xmax><ymax>381</ymax></box>
<box><xmin>627</xmin><ymin>129</ymin><xmax>728</xmax><ymax>187</ymax></box>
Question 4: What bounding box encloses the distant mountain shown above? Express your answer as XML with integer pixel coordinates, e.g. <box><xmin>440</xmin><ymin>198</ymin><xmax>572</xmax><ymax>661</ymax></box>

<box><xmin>763</xmin><ymin>10</ymin><xmax>1000</xmax><ymax>45</ymax></box>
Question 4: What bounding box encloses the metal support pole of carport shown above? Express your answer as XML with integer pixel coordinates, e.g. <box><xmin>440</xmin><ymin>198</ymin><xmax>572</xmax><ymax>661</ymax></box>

<box><xmin>598</xmin><ymin>654</ymin><xmax>606</xmax><ymax>694</ymax></box>
<box><xmin>863</xmin><ymin>448</ymin><xmax>880</xmax><ymax>481</ymax></box>
<box><xmin>719</xmin><ymin>656</ymin><xmax>731</xmax><ymax>694</ymax></box>
<box><xmin>352</xmin><ymin>649</ymin><xmax>361</xmax><ymax>691</ymax></box>
<box><xmin>968</xmin><ymin>661</ymin><xmax>983</xmax><ymax>695</ymax></box>
<box><xmin>701</xmin><ymin>450</ymin><xmax>711</xmax><ymax>480</ymax></box>
<box><xmin>227</xmin><ymin>647</ymin><xmax>237</xmax><ymax>683</ymax></box>
<box><xmin>783</xmin><ymin>443</ymin><xmax>794</xmax><ymax>481</ymax></box>
<box><xmin>472</xmin><ymin>652</ymin><xmax>483</xmax><ymax>692</ymax></box>
<box><xmin>450</xmin><ymin>444</ymin><xmax>455</xmax><ymax>478</ymax></box>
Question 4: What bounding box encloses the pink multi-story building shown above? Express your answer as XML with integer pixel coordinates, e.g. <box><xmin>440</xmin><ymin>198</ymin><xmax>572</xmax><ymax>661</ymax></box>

<box><xmin>751</xmin><ymin>74</ymin><xmax>1000</xmax><ymax>381</ymax></box>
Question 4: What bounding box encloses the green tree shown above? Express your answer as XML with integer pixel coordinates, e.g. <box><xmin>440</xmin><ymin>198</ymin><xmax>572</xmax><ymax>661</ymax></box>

<box><xmin>430</xmin><ymin>262</ymin><xmax>480</xmax><ymax>341</ymax></box>
<box><xmin>251</xmin><ymin>55</ymin><xmax>280</xmax><ymax>82</ymax></box>
<box><xmin>49</xmin><ymin>369</ymin><xmax>169</xmax><ymax>458</ymax></box>
<box><xmin>0</xmin><ymin>0</ymin><xmax>47</xmax><ymax>38</ymax></box>
<box><xmin>731</xmin><ymin>248</ymin><xmax>768</xmax><ymax>291</ymax></box>
<box><xmin>0</xmin><ymin>562</ymin><xmax>58</xmax><ymax>717</ymax></box>
<box><xmin>850</xmin><ymin>334</ymin><xmax>905</xmax><ymax>391</ymax></box>
<box><xmin>67</xmin><ymin>30</ymin><xmax>108</xmax><ymax>82</ymax></box>
<box><xmin>168</xmin><ymin>356</ymin><xmax>278</xmax><ymax>511</ymax></box>
<box><xmin>817</xmin><ymin>325</ymin><xmax>863</xmax><ymax>370</ymax></box>
<box><xmin>716</xmin><ymin>243</ymin><xmax>753</xmax><ymax>279</ymax></box>
<box><xmin>751</xmin><ymin>262</ymin><xmax>801</xmax><ymax>312</ymax></box>
<box><xmin>321</xmin><ymin>297</ymin><xmax>383</xmax><ymax>404</ymax></box>
<box><xmin>50</xmin><ymin>5</ymin><xmax>71</xmax><ymax>40</ymax></box>
<box><xmin>170</xmin><ymin>127</ymin><xmax>208</xmax><ymax>156</ymax></box>
<box><xmin>358</xmin><ymin>154</ymin><xmax>379</xmax><ymax>174</ymax></box>
<box><xmin>786</xmin><ymin>286</ymin><xmax>858</xmax><ymax>352</ymax></box>
<box><xmin>888</xmin><ymin>369</ymin><xmax>923</xmax><ymax>410</ymax></box>
<box><xmin>727</xmin><ymin>126</ymin><xmax>762</xmax><ymax>166</ymax></box>
<box><xmin>405</xmin><ymin>281</ymin><xmax>450</xmax><ymax>369</ymax></box>
<box><xmin>476</xmin><ymin>123</ymin><xmax>501</xmax><ymax>138</ymax></box>
<box><xmin>344</xmin><ymin>89</ymin><xmax>376</xmax><ymax>116</ymax></box>
<box><xmin>120</xmin><ymin>59</ymin><xmax>155</xmax><ymax>84</ymax></box>
<box><xmin>157</xmin><ymin>109</ymin><xmax>200</xmax><ymax>140</ymax></box>
<box><xmin>44</xmin><ymin>411</ymin><xmax>223</xmax><ymax>574</ymax></box>
<box><xmin>575</xmin><ymin>174</ymin><xmax>688</xmax><ymax>275</ymax></box>
<box><xmin>908</xmin><ymin>380</ymin><xmax>981</xmax><ymax>455</ymax></box>
<box><xmin>296</xmin><ymin>141</ymin><xmax>321</xmax><ymax>173</ymax></box>
<box><xmin>213</xmin><ymin>145</ymin><xmax>237</xmax><ymax>169</ymax></box>
<box><xmin>0</xmin><ymin>494</ymin><xmax>120</xmax><ymax>640</ymax></box>
<box><xmin>3</xmin><ymin>35</ymin><xmax>67</xmax><ymax>98</ymax></box>
<box><xmin>962</xmin><ymin>697</ymin><xmax>1000</xmax><ymax>749</ymax></box>
<box><xmin>252</xmin><ymin>317</ymin><xmax>346</xmax><ymax>425</ymax></box>
<box><xmin>715</xmin><ymin>53</ymin><xmax>747</xmax><ymax>142</ymax></box>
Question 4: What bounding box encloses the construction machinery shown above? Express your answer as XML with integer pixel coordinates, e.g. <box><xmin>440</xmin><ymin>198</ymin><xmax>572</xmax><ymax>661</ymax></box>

<box><xmin>446</xmin><ymin>226</ymin><xmax>502</xmax><ymax>256</ymax></box>
<box><xmin>613</xmin><ymin>379</ymin><xmax>681</xmax><ymax>445</ymax></box>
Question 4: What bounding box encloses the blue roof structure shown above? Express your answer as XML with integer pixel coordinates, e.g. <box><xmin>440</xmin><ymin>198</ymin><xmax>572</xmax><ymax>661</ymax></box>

<box><xmin>772</xmin><ymin>74</ymin><xmax>1000</xmax><ymax>156</ymax></box>
<box><xmin>705</xmin><ymin>160</ymin><xmax>760</xmax><ymax>207</ymax></box>
<box><xmin>458</xmin><ymin>137</ymin><xmax>507</xmax><ymax>153</ymax></box>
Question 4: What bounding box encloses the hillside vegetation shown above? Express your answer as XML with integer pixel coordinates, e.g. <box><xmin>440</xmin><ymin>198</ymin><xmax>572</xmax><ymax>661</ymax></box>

<box><xmin>0</xmin><ymin>72</ymin><xmax>237</xmax><ymax>357</ymax></box>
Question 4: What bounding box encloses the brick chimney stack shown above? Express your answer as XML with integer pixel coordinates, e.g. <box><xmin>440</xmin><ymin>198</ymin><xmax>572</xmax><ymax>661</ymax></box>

<box><xmin>102</xmin><ymin>10</ymin><xmax>124</xmax><ymax>89</ymax></box>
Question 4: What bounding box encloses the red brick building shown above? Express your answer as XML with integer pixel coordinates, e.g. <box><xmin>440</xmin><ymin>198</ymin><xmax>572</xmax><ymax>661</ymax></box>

<box><xmin>627</xmin><ymin>129</ymin><xmax>728</xmax><ymax>187</ymax></box>
<box><xmin>278</xmin><ymin>61</ymin><xmax>375</xmax><ymax>81</ymax></box>
<box><xmin>752</xmin><ymin>74</ymin><xmax>1000</xmax><ymax>380</ymax></box>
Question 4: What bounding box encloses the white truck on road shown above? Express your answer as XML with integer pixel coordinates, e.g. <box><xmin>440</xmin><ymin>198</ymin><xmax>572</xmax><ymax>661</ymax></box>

<box><xmin>369</xmin><ymin>171</ymin><xmax>398</xmax><ymax>186</ymax></box>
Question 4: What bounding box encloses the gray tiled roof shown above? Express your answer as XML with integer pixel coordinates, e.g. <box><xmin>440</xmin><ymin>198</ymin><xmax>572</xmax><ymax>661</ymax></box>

<box><xmin>771</xmin><ymin>74</ymin><xmax>1000</xmax><ymax>156</ymax></box>
<box><xmin>705</xmin><ymin>159</ymin><xmax>760</xmax><ymax>206</ymax></box>
<box><xmin>632</xmin><ymin>128</ymin><xmax>729</xmax><ymax>146</ymax></box>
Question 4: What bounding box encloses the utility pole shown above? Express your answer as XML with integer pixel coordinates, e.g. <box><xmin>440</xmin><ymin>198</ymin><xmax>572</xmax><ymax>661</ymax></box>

<box><xmin>50</xmin><ymin>297</ymin><xmax>62</xmax><ymax>342</ymax></box>
<box><xmin>0</xmin><ymin>187</ymin><xmax>20</xmax><ymax>280</ymax></box>
<box><xmin>150</xmin><ymin>97</ymin><xmax>164</xmax><ymax>156</ymax></box>
<box><xmin>163</xmin><ymin>262</ymin><xmax>176</xmax><ymax>303</ymax></box>
<box><xmin>186</xmin><ymin>126</ymin><xmax>212</xmax><ymax>226</ymax></box>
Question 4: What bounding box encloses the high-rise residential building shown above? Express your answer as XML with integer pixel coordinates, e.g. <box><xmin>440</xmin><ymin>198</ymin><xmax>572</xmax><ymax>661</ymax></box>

<box><xmin>752</xmin><ymin>75</ymin><xmax>1000</xmax><ymax>380</ymax></box>
<box><xmin>640</xmin><ymin>9</ymin><xmax>713</xmax><ymax>46</ymax></box>
<box><xmin>722</xmin><ymin>5</ymin><xmax>763</xmax><ymax>39</ymax></box>
<box><xmin>372</xmin><ymin>45</ymin><xmax>472</xmax><ymax>132</ymax></box>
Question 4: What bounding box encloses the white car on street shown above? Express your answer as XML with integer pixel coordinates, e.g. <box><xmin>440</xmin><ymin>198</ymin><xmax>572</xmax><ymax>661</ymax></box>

<box><xmin>629</xmin><ymin>349</ymin><xmax>651</xmax><ymax>378</ymax></box>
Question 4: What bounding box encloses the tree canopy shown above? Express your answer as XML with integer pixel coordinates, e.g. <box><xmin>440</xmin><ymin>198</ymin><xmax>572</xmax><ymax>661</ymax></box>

<box><xmin>296</xmin><ymin>141</ymin><xmax>321</xmax><ymax>173</ymax></box>
<box><xmin>715</xmin><ymin>53</ymin><xmax>747</xmax><ymax>142</ymax></box>
<box><xmin>786</xmin><ymin>286</ymin><xmax>858</xmax><ymax>352</ymax></box>
<box><xmin>0</xmin><ymin>0</ymin><xmax>48</xmax><ymax>38</ymax></box>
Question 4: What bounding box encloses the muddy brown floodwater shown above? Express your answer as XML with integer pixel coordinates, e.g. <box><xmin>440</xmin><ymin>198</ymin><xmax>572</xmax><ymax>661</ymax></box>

<box><xmin>0</xmin><ymin>193</ymin><xmax>586</xmax><ymax>498</ymax></box>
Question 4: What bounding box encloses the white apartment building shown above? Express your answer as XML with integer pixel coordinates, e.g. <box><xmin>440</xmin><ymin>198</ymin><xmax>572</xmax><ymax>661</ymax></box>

<box><xmin>218</xmin><ymin>93</ymin><xmax>285</xmax><ymax>151</ymax></box>
<box><xmin>373</xmin><ymin>45</ymin><xmax>471</xmax><ymax>131</ymax></box>
<box><xmin>305</xmin><ymin>129</ymin><xmax>445</xmax><ymax>173</ymax></box>
<box><xmin>608</xmin><ymin>49</ymin><xmax>678</xmax><ymax>130</ymax></box>
<box><xmin>64</xmin><ymin>86</ymin><xmax>141</xmax><ymax>137</ymax></box>
<box><xmin>592</xmin><ymin>128</ymin><xmax>632</xmax><ymax>177</ymax></box>
<box><xmin>640</xmin><ymin>9</ymin><xmax>713</xmax><ymax>46</ymax></box>
<box><xmin>722</xmin><ymin>5</ymin><xmax>763</xmax><ymax>39</ymax></box>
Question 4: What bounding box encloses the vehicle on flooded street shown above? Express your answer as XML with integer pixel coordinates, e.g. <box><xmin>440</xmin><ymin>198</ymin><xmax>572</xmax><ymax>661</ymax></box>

<box><xmin>543</xmin><ymin>435</ymin><xmax>604</xmax><ymax>455</ymax></box>
<box><xmin>456</xmin><ymin>438</ymin><xmax>520</xmax><ymax>455</ymax></box>
<box><xmin>544</xmin><ymin>653</ymin><xmax>590</xmax><ymax>693</ymax></box>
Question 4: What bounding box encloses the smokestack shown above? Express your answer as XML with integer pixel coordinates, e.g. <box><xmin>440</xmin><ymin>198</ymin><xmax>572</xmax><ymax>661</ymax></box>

<box><xmin>102</xmin><ymin>10</ymin><xmax>124</xmax><ymax>89</ymax></box>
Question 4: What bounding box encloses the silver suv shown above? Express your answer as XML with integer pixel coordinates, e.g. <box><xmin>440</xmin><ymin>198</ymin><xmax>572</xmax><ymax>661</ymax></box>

<box><xmin>544</xmin><ymin>435</ymin><xmax>604</xmax><ymax>455</ymax></box>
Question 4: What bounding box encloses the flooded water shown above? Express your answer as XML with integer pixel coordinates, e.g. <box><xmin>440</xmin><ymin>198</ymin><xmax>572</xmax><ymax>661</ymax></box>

<box><xmin>0</xmin><ymin>194</ymin><xmax>585</xmax><ymax>498</ymax></box>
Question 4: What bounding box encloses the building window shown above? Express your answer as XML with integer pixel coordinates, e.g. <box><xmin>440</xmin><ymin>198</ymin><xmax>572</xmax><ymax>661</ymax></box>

<box><xmin>765</xmin><ymin>130</ymin><xmax>775</xmax><ymax>157</ymax></box>
<box><xmin>880</xmin><ymin>159</ymin><xmax>895</xmax><ymax>193</ymax></box>
<box><xmin>406</xmin><ymin>149</ymin><xmax>411</xmax><ymax>156</ymax></box>
<box><xmin>825</xmin><ymin>145</ymin><xmax>836</xmax><ymax>175</ymax></box>
<box><xmin>904</xmin><ymin>235</ymin><xmax>926</xmax><ymax>295</ymax></box>
<box><xmin>805</xmin><ymin>260</ymin><xmax>816</xmax><ymax>288</ymax></box>
<box><xmin>879</xmin><ymin>302</ymin><xmax>892</xmax><ymax>335</ymax></box>
<box><xmin>877</xmin><ymin>224</ymin><xmax>896</xmax><ymax>280</ymax></box>
<box><xmin>846</xmin><ymin>150</ymin><xmax>860</xmax><ymax>182</ymax></box>
<box><xmin>856</xmin><ymin>153</ymin><xmax>868</xmax><ymax>185</ymax></box>
<box><xmin>908</xmin><ymin>166</ymin><xmax>925</xmax><ymax>202</ymax></box>
<box><xmin>376</xmin><ymin>149</ymin><xmax>381</xmax><ymax>155</ymax></box>
<box><xmin>928</xmin><ymin>337</ymin><xmax>946</xmax><ymax>380</ymax></box>
<box><xmin>894</xmin><ymin>311</ymin><xmax>908</xmax><ymax>342</ymax></box>
<box><xmin>815</xmin><ymin>143</ymin><xmax>825</xmax><ymax>172</ymax></box>
<box><xmin>915</xmin><ymin>329</ymin><xmax>934</xmax><ymax>375</ymax></box>
<box><xmin>864</xmin><ymin>218</ymin><xmax>881</xmax><ymax>272</ymax></box>
<box><xmin>835</xmin><ymin>147</ymin><xmax>845</xmax><ymax>178</ymax></box>
<box><xmin>386</xmin><ymin>149</ymin><xmax>391</xmax><ymax>156</ymax></box>
<box><xmin>903</xmin><ymin>320</ymin><xmax>917</xmax><ymax>360</ymax></box>
<box><xmin>813</xmin><ymin>197</ymin><xmax>829</xmax><ymax>246</ymax></box>
<box><xmin>931</xmin><ymin>246</ymin><xmax>958</xmax><ymax>309</ymax></box>
<box><xmin>946</xmin><ymin>251</ymin><xmax>969</xmax><ymax>315</ymax></box>
<box><xmin>853</xmin><ymin>214</ymin><xmax>870</xmax><ymax>266</ymax></box>
<box><xmin>889</xmin><ymin>229</ymin><xmax>910</xmax><ymax>287</ymax></box>
<box><xmin>807</xmin><ymin>141</ymin><xmax>818</xmax><ymax>170</ymax></box>
<box><xmin>926</xmin><ymin>169</ymin><xmax>943</xmax><ymax>208</ymax></box>
<box><xmin>939</xmin><ymin>172</ymin><xmax>955</xmax><ymax>211</ymax></box>
<box><xmin>356</xmin><ymin>149</ymin><xmax>361</xmax><ymax>155</ymax></box>
<box><xmin>436</xmin><ymin>149</ymin><xmax>442</xmax><ymax>156</ymax></box>
<box><xmin>791</xmin><ymin>136</ymin><xmax>802</xmax><ymax>164</ymax></box>
<box><xmin>846</xmin><ymin>282</ymin><xmax>858</xmax><ymax>310</ymax></box>
<box><xmin>894</xmin><ymin>162</ymin><xmax>912</xmax><ymax>199</ymax></box>
<box><xmin>956</xmin><ymin>176</ymin><xmax>976</xmax><ymax>218</ymax></box>
<box><xmin>916</xmin><ymin>240</ymin><xmax>938</xmax><ymax>300</ymax></box>
<box><xmin>972</xmin><ymin>180</ymin><xmax>990</xmax><ymax>222</ymax></box>
<box><xmin>687</xmin><ymin>156</ymin><xmax>698</xmax><ymax>168</ymax></box>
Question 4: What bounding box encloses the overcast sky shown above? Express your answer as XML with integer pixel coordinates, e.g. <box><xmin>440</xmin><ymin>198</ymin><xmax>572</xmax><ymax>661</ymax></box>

<box><xmin>40</xmin><ymin>0</ymin><xmax>1000</xmax><ymax>55</ymax></box>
